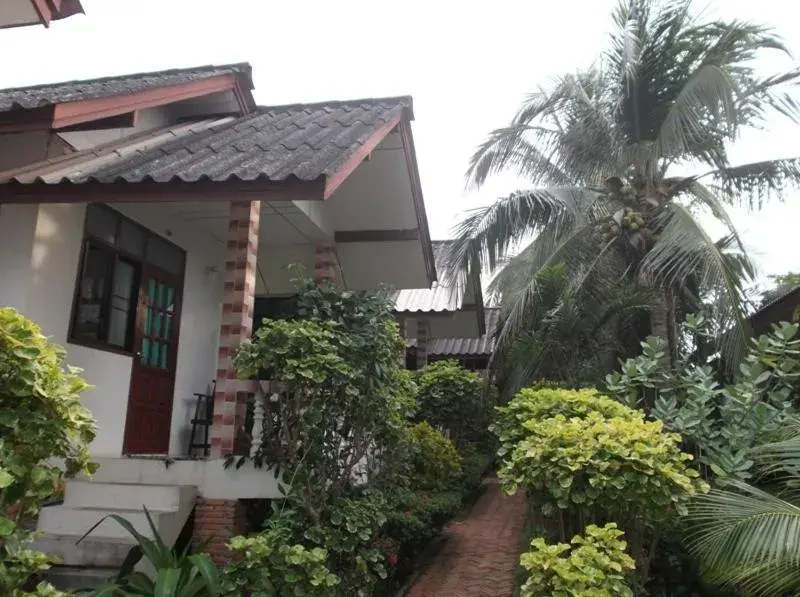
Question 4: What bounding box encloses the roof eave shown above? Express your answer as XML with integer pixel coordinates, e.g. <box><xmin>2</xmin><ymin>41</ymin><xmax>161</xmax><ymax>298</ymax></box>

<box><xmin>0</xmin><ymin>177</ymin><xmax>326</xmax><ymax>204</ymax></box>
<box><xmin>13</xmin><ymin>0</ymin><xmax>84</xmax><ymax>29</ymax></box>
<box><xmin>0</xmin><ymin>73</ymin><xmax>252</xmax><ymax>133</ymax></box>
<box><xmin>398</xmin><ymin>112</ymin><xmax>436</xmax><ymax>285</ymax></box>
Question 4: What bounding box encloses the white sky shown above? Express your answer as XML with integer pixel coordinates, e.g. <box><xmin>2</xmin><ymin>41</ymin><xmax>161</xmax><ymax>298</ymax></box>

<box><xmin>2</xmin><ymin>0</ymin><xmax>799</xmax><ymax>286</ymax></box>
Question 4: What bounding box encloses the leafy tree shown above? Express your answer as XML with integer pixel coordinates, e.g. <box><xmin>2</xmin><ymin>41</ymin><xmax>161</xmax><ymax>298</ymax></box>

<box><xmin>447</xmin><ymin>0</ymin><xmax>800</xmax><ymax>371</ymax></box>
<box><xmin>234</xmin><ymin>275</ymin><xmax>414</xmax><ymax>522</ymax></box>
<box><xmin>0</xmin><ymin>308</ymin><xmax>97</xmax><ymax>596</ymax></box>
<box><xmin>414</xmin><ymin>360</ymin><xmax>487</xmax><ymax>445</ymax></box>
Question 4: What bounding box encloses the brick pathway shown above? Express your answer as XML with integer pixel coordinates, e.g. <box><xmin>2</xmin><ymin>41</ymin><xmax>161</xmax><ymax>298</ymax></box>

<box><xmin>406</xmin><ymin>480</ymin><xmax>527</xmax><ymax>597</ymax></box>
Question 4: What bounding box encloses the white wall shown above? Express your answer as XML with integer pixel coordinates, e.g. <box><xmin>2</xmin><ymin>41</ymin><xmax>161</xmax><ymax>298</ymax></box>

<box><xmin>0</xmin><ymin>201</ymin><xmax>225</xmax><ymax>457</ymax></box>
<box><xmin>255</xmin><ymin>243</ymin><xmax>316</xmax><ymax>295</ymax></box>
<box><xmin>0</xmin><ymin>203</ymin><xmax>39</xmax><ymax>309</ymax></box>
<box><xmin>7</xmin><ymin>202</ymin><xmax>135</xmax><ymax>457</ymax></box>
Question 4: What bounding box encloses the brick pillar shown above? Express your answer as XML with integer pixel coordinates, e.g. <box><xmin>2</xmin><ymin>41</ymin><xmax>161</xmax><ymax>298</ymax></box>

<box><xmin>314</xmin><ymin>243</ymin><xmax>339</xmax><ymax>286</ymax></box>
<box><xmin>193</xmin><ymin>498</ymin><xmax>248</xmax><ymax>565</ymax></box>
<box><xmin>212</xmin><ymin>200</ymin><xmax>260</xmax><ymax>459</ymax></box>
<box><xmin>417</xmin><ymin>319</ymin><xmax>429</xmax><ymax>370</ymax></box>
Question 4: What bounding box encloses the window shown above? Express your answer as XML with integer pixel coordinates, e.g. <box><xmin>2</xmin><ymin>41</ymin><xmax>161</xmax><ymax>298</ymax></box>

<box><xmin>70</xmin><ymin>205</ymin><xmax>185</xmax><ymax>353</ymax></box>
<box><xmin>253</xmin><ymin>296</ymin><xmax>299</xmax><ymax>331</ymax></box>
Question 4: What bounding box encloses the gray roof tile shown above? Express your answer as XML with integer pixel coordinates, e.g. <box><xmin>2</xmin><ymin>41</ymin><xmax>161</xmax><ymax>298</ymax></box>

<box><xmin>0</xmin><ymin>63</ymin><xmax>252</xmax><ymax>112</ymax></box>
<box><xmin>4</xmin><ymin>97</ymin><xmax>411</xmax><ymax>185</ymax></box>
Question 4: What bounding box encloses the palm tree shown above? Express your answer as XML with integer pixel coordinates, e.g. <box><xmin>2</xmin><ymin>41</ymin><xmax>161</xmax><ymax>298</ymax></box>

<box><xmin>448</xmin><ymin>0</ymin><xmax>800</xmax><ymax>366</ymax></box>
<box><xmin>493</xmin><ymin>262</ymin><xmax>653</xmax><ymax>397</ymax></box>
<box><xmin>686</xmin><ymin>433</ymin><xmax>800</xmax><ymax>596</ymax></box>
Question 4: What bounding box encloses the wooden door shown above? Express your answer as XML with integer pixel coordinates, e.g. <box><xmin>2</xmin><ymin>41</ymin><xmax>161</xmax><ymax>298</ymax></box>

<box><xmin>122</xmin><ymin>266</ymin><xmax>182</xmax><ymax>455</ymax></box>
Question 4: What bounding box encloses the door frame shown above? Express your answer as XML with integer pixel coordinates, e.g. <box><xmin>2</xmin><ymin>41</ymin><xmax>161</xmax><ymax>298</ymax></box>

<box><xmin>121</xmin><ymin>260</ymin><xmax>186</xmax><ymax>455</ymax></box>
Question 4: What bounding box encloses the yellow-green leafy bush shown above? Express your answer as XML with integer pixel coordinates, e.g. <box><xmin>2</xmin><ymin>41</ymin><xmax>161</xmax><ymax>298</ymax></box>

<box><xmin>492</xmin><ymin>387</ymin><xmax>637</xmax><ymax>458</ymax></box>
<box><xmin>520</xmin><ymin>523</ymin><xmax>635</xmax><ymax>597</ymax></box>
<box><xmin>495</xmin><ymin>388</ymin><xmax>705</xmax><ymax>517</ymax></box>
<box><xmin>495</xmin><ymin>387</ymin><xmax>707</xmax><ymax>585</ymax></box>
<box><xmin>0</xmin><ymin>307</ymin><xmax>97</xmax><ymax>596</ymax></box>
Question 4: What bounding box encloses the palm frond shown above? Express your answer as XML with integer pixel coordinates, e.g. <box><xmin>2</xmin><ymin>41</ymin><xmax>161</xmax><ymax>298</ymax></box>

<box><xmin>445</xmin><ymin>187</ymin><xmax>598</xmax><ymax>289</ymax></box>
<box><xmin>640</xmin><ymin>201</ymin><xmax>752</xmax><ymax>363</ymax></box>
<box><xmin>683</xmin><ymin>179</ymin><xmax>747</xmax><ymax>255</ymax></box>
<box><xmin>655</xmin><ymin>63</ymin><xmax>735</xmax><ymax>170</ymax></box>
<box><xmin>687</xmin><ymin>480</ymin><xmax>800</xmax><ymax>597</ymax></box>
<box><xmin>711</xmin><ymin>157</ymin><xmax>800</xmax><ymax>209</ymax></box>
<box><xmin>467</xmin><ymin>126</ymin><xmax>572</xmax><ymax>187</ymax></box>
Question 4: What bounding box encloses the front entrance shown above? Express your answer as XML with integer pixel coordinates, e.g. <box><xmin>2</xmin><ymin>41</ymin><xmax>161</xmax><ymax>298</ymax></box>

<box><xmin>123</xmin><ymin>266</ymin><xmax>183</xmax><ymax>454</ymax></box>
<box><xmin>69</xmin><ymin>204</ymin><xmax>187</xmax><ymax>456</ymax></box>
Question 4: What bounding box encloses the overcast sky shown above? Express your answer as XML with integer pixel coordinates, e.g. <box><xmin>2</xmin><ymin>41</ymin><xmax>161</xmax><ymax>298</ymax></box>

<box><xmin>2</xmin><ymin>0</ymin><xmax>799</xmax><ymax>286</ymax></box>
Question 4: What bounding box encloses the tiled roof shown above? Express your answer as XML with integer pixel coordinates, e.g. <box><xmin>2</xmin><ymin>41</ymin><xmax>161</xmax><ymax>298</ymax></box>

<box><xmin>393</xmin><ymin>241</ymin><xmax>462</xmax><ymax>312</ymax></box>
<box><xmin>3</xmin><ymin>97</ymin><xmax>411</xmax><ymax>185</ymax></box>
<box><xmin>0</xmin><ymin>63</ymin><xmax>252</xmax><ymax>112</ymax></box>
<box><xmin>408</xmin><ymin>308</ymin><xmax>500</xmax><ymax>356</ymax></box>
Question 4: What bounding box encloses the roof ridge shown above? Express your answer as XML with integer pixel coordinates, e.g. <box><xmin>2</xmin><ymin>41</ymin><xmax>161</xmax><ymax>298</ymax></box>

<box><xmin>257</xmin><ymin>95</ymin><xmax>413</xmax><ymax>113</ymax></box>
<box><xmin>0</xmin><ymin>62</ymin><xmax>252</xmax><ymax>94</ymax></box>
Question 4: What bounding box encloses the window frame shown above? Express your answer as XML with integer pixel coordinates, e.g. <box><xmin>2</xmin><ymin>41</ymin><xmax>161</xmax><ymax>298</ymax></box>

<box><xmin>68</xmin><ymin>204</ymin><xmax>186</xmax><ymax>357</ymax></box>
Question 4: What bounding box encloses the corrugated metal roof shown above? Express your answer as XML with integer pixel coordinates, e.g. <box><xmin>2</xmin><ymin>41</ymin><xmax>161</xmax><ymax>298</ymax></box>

<box><xmin>393</xmin><ymin>241</ymin><xmax>461</xmax><ymax>312</ymax></box>
<box><xmin>2</xmin><ymin>97</ymin><xmax>410</xmax><ymax>185</ymax></box>
<box><xmin>408</xmin><ymin>308</ymin><xmax>500</xmax><ymax>356</ymax></box>
<box><xmin>0</xmin><ymin>63</ymin><xmax>251</xmax><ymax>112</ymax></box>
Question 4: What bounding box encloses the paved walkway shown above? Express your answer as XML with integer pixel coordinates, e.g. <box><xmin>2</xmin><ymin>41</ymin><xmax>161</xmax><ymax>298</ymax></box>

<box><xmin>406</xmin><ymin>480</ymin><xmax>527</xmax><ymax>597</ymax></box>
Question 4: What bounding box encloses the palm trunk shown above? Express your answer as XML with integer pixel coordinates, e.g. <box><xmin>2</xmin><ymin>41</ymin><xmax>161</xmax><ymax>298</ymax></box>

<box><xmin>651</xmin><ymin>289</ymin><xmax>677</xmax><ymax>365</ymax></box>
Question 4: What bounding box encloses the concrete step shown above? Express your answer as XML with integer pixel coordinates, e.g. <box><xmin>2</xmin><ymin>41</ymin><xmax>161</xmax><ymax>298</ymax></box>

<box><xmin>37</xmin><ymin>505</ymin><xmax>179</xmax><ymax>541</ymax></box>
<box><xmin>64</xmin><ymin>481</ymin><xmax>194</xmax><ymax>512</ymax></box>
<box><xmin>32</xmin><ymin>534</ymin><xmax>135</xmax><ymax>568</ymax></box>
<box><xmin>43</xmin><ymin>565</ymin><xmax>117</xmax><ymax>594</ymax></box>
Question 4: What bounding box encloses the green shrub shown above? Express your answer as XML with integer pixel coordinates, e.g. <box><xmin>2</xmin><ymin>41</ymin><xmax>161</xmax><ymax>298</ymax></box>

<box><xmin>492</xmin><ymin>387</ymin><xmax>637</xmax><ymax>454</ymax></box>
<box><xmin>415</xmin><ymin>360</ymin><xmax>489</xmax><ymax>445</ymax></box>
<box><xmin>407</xmin><ymin>422</ymin><xmax>462</xmax><ymax>492</ymax></box>
<box><xmin>384</xmin><ymin>489</ymin><xmax>462</xmax><ymax>554</ymax></box>
<box><xmin>606</xmin><ymin>317</ymin><xmax>800</xmax><ymax>483</ymax></box>
<box><xmin>457</xmin><ymin>442</ymin><xmax>492</xmax><ymax>494</ymax></box>
<box><xmin>226</xmin><ymin>532</ymin><xmax>339</xmax><ymax>597</ymax></box>
<box><xmin>304</xmin><ymin>490</ymin><xmax>389</xmax><ymax>596</ymax></box>
<box><xmin>0</xmin><ymin>307</ymin><xmax>97</xmax><ymax>596</ymax></box>
<box><xmin>519</xmin><ymin>524</ymin><xmax>635</xmax><ymax>597</ymax></box>
<box><xmin>498</xmin><ymin>409</ymin><xmax>705</xmax><ymax>517</ymax></box>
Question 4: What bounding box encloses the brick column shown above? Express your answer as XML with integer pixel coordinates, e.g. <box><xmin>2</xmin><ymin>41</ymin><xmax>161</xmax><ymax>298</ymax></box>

<box><xmin>417</xmin><ymin>319</ymin><xmax>429</xmax><ymax>370</ymax></box>
<box><xmin>193</xmin><ymin>498</ymin><xmax>248</xmax><ymax>565</ymax></box>
<box><xmin>211</xmin><ymin>200</ymin><xmax>260</xmax><ymax>459</ymax></box>
<box><xmin>314</xmin><ymin>243</ymin><xmax>339</xmax><ymax>286</ymax></box>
